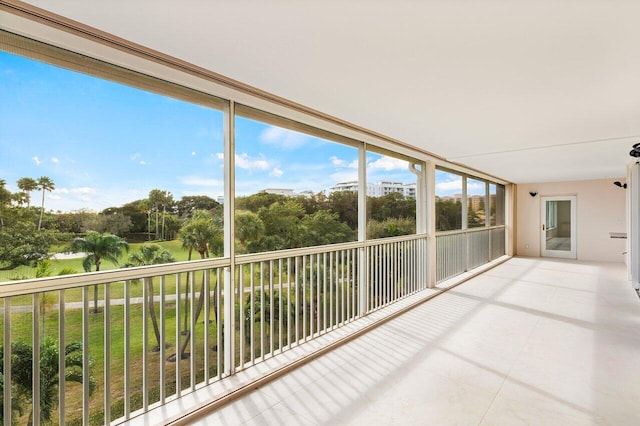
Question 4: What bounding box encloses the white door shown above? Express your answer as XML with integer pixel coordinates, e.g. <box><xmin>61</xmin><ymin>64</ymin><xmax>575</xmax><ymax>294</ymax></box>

<box><xmin>540</xmin><ymin>196</ymin><xmax>577</xmax><ymax>259</ymax></box>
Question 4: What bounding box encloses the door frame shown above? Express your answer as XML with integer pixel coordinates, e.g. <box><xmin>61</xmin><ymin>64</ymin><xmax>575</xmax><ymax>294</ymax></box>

<box><xmin>540</xmin><ymin>195</ymin><xmax>577</xmax><ymax>259</ymax></box>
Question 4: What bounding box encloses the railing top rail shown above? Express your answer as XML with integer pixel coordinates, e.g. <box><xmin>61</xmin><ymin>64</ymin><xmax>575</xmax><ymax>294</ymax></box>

<box><xmin>0</xmin><ymin>233</ymin><xmax>430</xmax><ymax>297</ymax></box>
<box><xmin>0</xmin><ymin>257</ymin><xmax>230</xmax><ymax>298</ymax></box>
<box><xmin>235</xmin><ymin>233</ymin><xmax>428</xmax><ymax>265</ymax></box>
<box><xmin>435</xmin><ymin>225</ymin><xmax>505</xmax><ymax>237</ymax></box>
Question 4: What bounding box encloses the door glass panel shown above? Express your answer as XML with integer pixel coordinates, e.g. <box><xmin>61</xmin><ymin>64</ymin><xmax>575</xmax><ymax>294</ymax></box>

<box><xmin>545</xmin><ymin>200</ymin><xmax>571</xmax><ymax>251</ymax></box>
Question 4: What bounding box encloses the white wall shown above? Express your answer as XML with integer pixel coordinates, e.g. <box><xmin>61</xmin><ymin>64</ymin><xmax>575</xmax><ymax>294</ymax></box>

<box><xmin>516</xmin><ymin>179</ymin><xmax>626</xmax><ymax>262</ymax></box>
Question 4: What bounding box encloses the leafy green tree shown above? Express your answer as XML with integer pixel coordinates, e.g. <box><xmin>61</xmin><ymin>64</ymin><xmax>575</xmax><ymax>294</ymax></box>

<box><xmin>162</xmin><ymin>213</ymin><xmax>181</xmax><ymax>241</ymax></box>
<box><xmin>328</xmin><ymin>190</ymin><xmax>358</xmax><ymax>230</ymax></box>
<box><xmin>126</xmin><ymin>244</ymin><xmax>176</xmax><ymax>350</ymax></box>
<box><xmin>36</xmin><ymin>176</ymin><xmax>55</xmax><ymax>231</ymax></box>
<box><xmin>0</xmin><ymin>179</ymin><xmax>11</xmax><ymax>229</ymax></box>
<box><xmin>175</xmin><ymin>195</ymin><xmax>219</xmax><ymax>218</ymax></box>
<box><xmin>1</xmin><ymin>340</ymin><xmax>96</xmax><ymax>425</ymax></box>
<box><xmin>300</xmin><ymin>210</ymin><xmax>355</xmax><ymax>246</ymax></box>
<box><xmin>254</xmin><ymin>201</ymin><xmax>304</xmax><ymax>251</ymax></box>
<box><xmin>83</xmin><ymin>212</ymin><xmax>132</xmax><ymax>236</ymax></box>
<box><xmin>16</xmin><ymin>177</ymin><xmax>37</xmax><ymax>208</ymax></box>
<box><xmin>70</xmin><ymin>231</ymin><xmax>129</xmax><ymax>313</ymax></box>
<box><xmin>148</xmin><ymin>189</ymin><xmax>164</xmax><ymax>240</ymax></box>
<box><xmin>236</xmin><ymin>192</ymin><xmax>288</xmax><ymax>213</ymax></box>
<box><xmin>0</xmin><ymin>222</ymin><xmax>53</xmax><ymax>270</ymax></box>
<box><xmin>368</xmin><ymin>192</ymin><xmax>416</xmax><ymax>222</ymax></box>
<box><xmin>367</xmin><ymin>217</ymin><xmax>416</xmax><ymax>239</ymax></box>
<box><xmin>235</xmin><ymin>210</ymin><xmax>264</xmax><ymax>248</ymax></box>
<box><xmin>436</xmin><ymin>199</ymin><xmax>462</xmax><ymax>231</ymax></box>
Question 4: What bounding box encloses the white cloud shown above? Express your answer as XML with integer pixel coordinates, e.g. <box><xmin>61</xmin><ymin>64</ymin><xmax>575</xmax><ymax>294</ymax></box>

<box><xmin>260</xmin><ymin>126</ymin><xmax>310</xmax><ymax>149</ymax></box>
<box><xmin>32</xmin><ymin>156</ymin><xmax>41</xmax><ymax>166</ymax></box>
<box><xmin>348</xmin><ymin>159</ymin><xmax>359</xmax><ymax>169</ymax></box>
<box><xmin>54</xmin><ymin>187</ymin><xmax>96</xmax><ymax>202</ymax></box>
<box><xmin>270</xmin><ymin>167</ymin><xmax>284</xmax><ymax>177</ymax></box>
<box><xmin>330</xmin><ymin>156</ymin><xmax>346</xmax><ymax>167</ymax></box>
<box><xmin>71</xmin><ymin>187</ymin><xmax>96</xmax><ymax>201</ymax></box>
<box><xmin>180</xmin><ymin>176</ymin><xmax>223</xmax><ymax>187</ymax></box>
<box><xmin>216</xmin><ymin>152</ymin><xmax>224</xmax><ymax>160</ymax></box>
<box><xmin>235</xmin><ymin>153</ymin><xmax>271</xmax><ymax>172</ymax></box>
<box><xmin>139</xmin><ymin>160</ymin><xmax>149</xmax><ymax>166</ymax></box>
<box><xmin>130</xmin><ymin>153</ymin><xmax>141</xmax><ymax>161</ymax></box>
<box><xmin>367</xmin><ymin>156</ymin><xmax>408</xmax><ymax>171</ymax></box>
<box><xmin>51</xmin><ymin>157</ymin><xmax>59</xmax><ymax>164</ymax></box>
<box><xmin>435</xmin><ymin>179</ymin><xmax>462</xmax><ymax>192</ymax></box>
<box><xmin>192</xmin><ymin>151</ymin><xmax>196</xmax><ymax>156</ymax></box>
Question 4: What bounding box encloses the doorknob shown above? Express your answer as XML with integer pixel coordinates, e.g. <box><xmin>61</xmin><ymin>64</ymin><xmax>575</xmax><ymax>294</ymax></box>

<box><xmin>542</xmin><ymin>224</ymin><xmax>545</xmax><ymax>231</ymax></box>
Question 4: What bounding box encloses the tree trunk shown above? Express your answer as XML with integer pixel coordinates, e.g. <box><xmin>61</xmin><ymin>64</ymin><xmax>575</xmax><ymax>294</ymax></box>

<box><xmin>92</xmin><ymin>263</ymin><xmax>102</xmax><ymax>313</ymax></box>
<box><xmin>176</xmin><ymin>270</ymin><xmax>218</xmax><ymax>360</ymax></box>
<box><xmin>147</xmin><ymin>211</ymin><xmax>151</xmax><ymax>241</ymax></box>
<box><xmin>146</xmin><ymin>278</ymin><xmax>162</xmax><ymax>351</ymax></box>
<box><xmin>182</xmin><ymin>249</ymin><xmax>192</xmax><ymax>335</ymax></box>
<box><xmin>37</xmin><ymin>190</ymin><xmax>45</xmax><ymax>231</ymax></box>
<box><xmin>161</xmin><ymin>206</ymin><xmax>166</xmax><ymax>240</ymax></box>
<box><xmin>155</xmin><ymin>209</ymin><xmax>159</xmax><ymax>239</ymax></box>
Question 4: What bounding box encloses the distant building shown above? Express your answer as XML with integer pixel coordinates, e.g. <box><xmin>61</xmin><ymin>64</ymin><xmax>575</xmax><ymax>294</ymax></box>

<box><xmin>259</xmin><ymin>188</ymin><xmax>315</xmax><ymax>198</ymax></box>
<box><xmin>261</xmin><ymin>188</ymin><xmax>295</xmax><ymax>197</ymax></box>
<box><xmin>330</xmin><ymin>180</ymin><xmax>416</xmax><ymax>199</ymax></box>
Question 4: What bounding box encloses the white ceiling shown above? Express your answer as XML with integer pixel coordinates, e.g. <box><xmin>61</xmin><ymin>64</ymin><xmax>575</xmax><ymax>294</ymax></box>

<box><xmin>22</xmin><ymin>0</ymin><xmax>640</xmax><ymax>183</ymax></box>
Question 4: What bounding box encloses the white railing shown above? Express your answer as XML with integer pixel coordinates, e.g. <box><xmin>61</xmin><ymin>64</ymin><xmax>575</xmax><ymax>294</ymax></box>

<box><xmin>435</xmin><ymin>226</ymin><xmax>506</xmax><ymax>283</ymax></box>
<box><xmin>0</xmin><ymin>234</ymin><xmax>428</xmax><ymax>425</ymax></box>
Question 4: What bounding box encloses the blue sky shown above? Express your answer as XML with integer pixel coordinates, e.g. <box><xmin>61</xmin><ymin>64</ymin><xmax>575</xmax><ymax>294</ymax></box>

<box><xmin>1</xmin><ymin>51</ymin><xmax>475</xmax><ymax>212</ymax></box>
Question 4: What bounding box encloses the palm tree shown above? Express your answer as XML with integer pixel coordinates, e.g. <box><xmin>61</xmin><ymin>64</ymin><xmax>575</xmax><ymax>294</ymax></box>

<box><xmin>148</xmin><ymin>189</ymin><xmax>164</xmax><ymax>240</ymax></box>
<box><xmin>70</xmin><ymin>231</ymin><xmax>129</xmax><ymax>313</ymax></box>
<box><xmin>125</xmin><ymin>244</ymin><xmax>176</xmax><ymax>351</ymax></box>
<box><xmin>172</xmin><ymin>210</ymin><xmax>222</xmax><ymax>360</ymax></box>
<box><xmin>160</xmin><ymin>191</ymin><xmax>173</xmax><ymax>240</ymax></box>
<box><xmin>0</xmin><ymin>179</ymin><xmax>11</xmax><ymax>229</ymax></box>
<box><xmin>36</xmin><ymin>176</ymin><xmax>55</xmax><ymax>231</ymax></box>
<box><xmin>16</xmin><ymin>177</ymin><xmax>37</xmax><ymax>208</ymax></box>
<box><xmin>4</xmin><ymin>340</ymin><xmax>96</xmax><ymax>425</ymax></box>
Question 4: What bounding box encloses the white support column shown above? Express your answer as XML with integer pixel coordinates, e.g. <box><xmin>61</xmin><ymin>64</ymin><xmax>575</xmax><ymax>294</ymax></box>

<box><xmin>461</xmin><ymin>176</ymin><xmax>468</xmax><ymax>230</ymax></box>
<box><xmin>630</xmin><ymin>162</ymin><xmax>640</xmax><ymax>290</ymax></box>
<box><xmin>505</xmin><ymin>183</ymin><xmax>515</xmax><ymax>257</ymax></box>
<box><xmin>223</xmin><ymin>100</ymin><xmax>236</xmax><ymax>373</ymax></box>
<box><xmin>485</xmin><ymin>182</ymin><xmax>491</xmax><ymax>227</ymax></box>
<box><xmin>358</xmin><ymin>144</ymin><xmax>368</xmax><ymax>315</ymax></box>
<box><xmin>425</xmin><ymin>161</ymin><xmax>437</xmax><ymax>288</ymax></box>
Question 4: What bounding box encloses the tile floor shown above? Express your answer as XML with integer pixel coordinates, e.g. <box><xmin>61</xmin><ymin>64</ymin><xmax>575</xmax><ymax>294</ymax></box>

<box><xmin>194</xmin><ymin>258</ymin><xmax>640</xmax><ymax>425</ymax></box>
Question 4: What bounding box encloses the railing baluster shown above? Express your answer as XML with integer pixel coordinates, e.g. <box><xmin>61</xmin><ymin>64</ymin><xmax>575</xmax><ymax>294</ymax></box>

<box><xmin>142</xmin><ymin>277</ymin><xmax>149</xmax><ymax>411</ymax></box>
<box><xmin>309</xmin><ymin>254</ymin><xmax>314</xmax><ymax>337</ymax></box>
<box><xmin>278</xmin><ymin>259</ymin><xmax>283</xmax><ymax>352</ymax></box>
<box><xmin>104</xmin><ymin>282</ymin><xmax>111</xmax><ymax>424</ymax></box>
<box><xmin>269</xmin><ymin>260</ymin><xmax>274</xmax><ymax>354</ymax></box>
<box><xmin>250</xmin><ymin>263</ymin><xmax>255</xmax><ymax>363</ymax></box>
<box><xmin>204</xmin><ymin>269</ymin><xmax>210</xmax><ymax>384</ymax></box>
<box><xmin>160</xmin><ymin>275</ymin><xmax>166</xmax><ymax>403</ymax></box>
<box><xmin>82</xmin><ymin>286</ymin><xmax>90</xmax><ymax>425</ymax></box>
<box><xmin>286</xmin><ymin>258</ymin><xmax>291</xmax><ymax>349</ymax></box>
<box><xmin>217</xmin><ymin>268</ymin><xmax>222</xmax><ymax>379</ymax></box>
<box><xmin>175</xmin><ymin>274</ymin><xmax>181</xmax><ymax>398</ymax></box>
<box><xmin>4</xmin><ymin>298</ymin><xmax>11</xmax><ymax>426</ymax></box>
<box><xmin>329</xmin><ymin>252</ymin><xmax>334</xmax><ymax>330</ymax></box>
<box><xmin>239</xmin><ymin>266</ymin><xmax>245</xmax><ymax>367</ymax></box>
<box><xmin>190</xmin><ymin>271</ymin><xmax>196</xmax><ymax>391</ymax></box>
<box><xmin>58</xmin><ymin>290</ymin><xmax>65</xmax><ymax>426</ymax></box>
<box><xmin>32</xmin><ymin>294</ymin><xmax>40</xmax><ymax>426</ymax></box>
<box><xmin>302</xmin><ymin>256</ymin><xmax>306</xmax><ymax>341</ymax></box>
<box><xmin>260</xmin><ymin>261</ymin><xmax>265</xmax><ymax>358</ymax></box>
<box><xmin>124</xmin><ymin>281</ymin><xmax>131</xmax><ymax>418</ymax></box>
